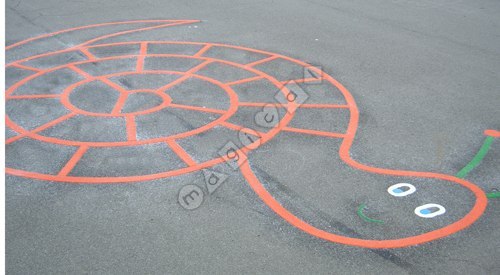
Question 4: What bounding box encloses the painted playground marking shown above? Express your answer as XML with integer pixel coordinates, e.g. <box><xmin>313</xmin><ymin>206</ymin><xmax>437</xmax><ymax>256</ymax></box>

<box><xmin>387</xmin><ymin>183</ymin><xmax>416</xmax><ymax>197</ymax></box>
<box><xmin>415</xmin><ymin>204</ymin><xmax>447</xmax><ymax>219</ymax></box>
<box><xmin>5</xmin><ymin>20</ymin><xmax>491</xmax><ymax>249</ymax></box>
<box><xmin>456</xmin><ymin>135</ymin><xmax>495</xmax><ymax>179</ymax></box>
<box><xmin>357</xmin><ymin>204</ymin><xmax>385</xmax><ymax>224</ymax></box>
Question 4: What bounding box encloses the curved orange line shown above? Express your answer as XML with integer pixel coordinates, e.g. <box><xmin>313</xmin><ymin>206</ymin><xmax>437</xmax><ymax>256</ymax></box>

<box><xmin>484</xmin><ymin>129</ymin><xmax>500</xmax><ymax>138</ymax></box>
<box><xmin>237</xmin><ymin>58</ymin><xmax>487</xmax><ymax>249</ymax></box>
<box><xmin>239</xmin><ymin>161</ymin><xmax>487</xmax><ymax>249</ymax></box>
<box><xmin>6</xmin><ymin>19</ymin><xmax>199</xmax><ymax>50</ymax></box>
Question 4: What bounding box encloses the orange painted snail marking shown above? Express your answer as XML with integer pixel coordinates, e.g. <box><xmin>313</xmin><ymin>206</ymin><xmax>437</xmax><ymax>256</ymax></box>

<box><xmin>5</xmin><ymin>20</ymin><xmax>487</xmax><ymax>249</ymax></box>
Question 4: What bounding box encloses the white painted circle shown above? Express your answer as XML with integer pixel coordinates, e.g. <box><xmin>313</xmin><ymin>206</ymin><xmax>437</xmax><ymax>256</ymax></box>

<box><xmin>387</xmin><ymin>183</ymin><xmax>416</xmax><ymax>197</ymax></box>
<box><xmin>414</xmin><ymin>203</ymin><xmax>446</xmax><ymax>218</ymax></box>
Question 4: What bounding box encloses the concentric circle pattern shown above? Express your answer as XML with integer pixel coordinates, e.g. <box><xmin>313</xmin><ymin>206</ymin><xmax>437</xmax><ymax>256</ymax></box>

<box><xmin>6</xmin><ymin>41</ymin><xmax>309</xmax><ymax>182</ymax></box>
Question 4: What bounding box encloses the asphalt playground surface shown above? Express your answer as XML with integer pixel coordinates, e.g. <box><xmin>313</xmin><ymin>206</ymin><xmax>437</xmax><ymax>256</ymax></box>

<box><xmin>5</xmin><ymin>0</ymin><xmax>500</xmax><ymax>274</ymax></box>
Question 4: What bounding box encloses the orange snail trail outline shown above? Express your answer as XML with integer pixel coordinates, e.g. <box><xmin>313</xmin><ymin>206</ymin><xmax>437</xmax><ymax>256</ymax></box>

<box><xmin>5</xmin><ymin>20</ymin><xmax>488</xmax><ymax>249</ymax></box>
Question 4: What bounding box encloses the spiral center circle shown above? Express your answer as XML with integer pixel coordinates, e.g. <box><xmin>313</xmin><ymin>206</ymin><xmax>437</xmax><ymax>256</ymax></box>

<box><xmin>63</xmin><ymin>73</ymin><xmax>174</xmax><ymax>117</ymax></box>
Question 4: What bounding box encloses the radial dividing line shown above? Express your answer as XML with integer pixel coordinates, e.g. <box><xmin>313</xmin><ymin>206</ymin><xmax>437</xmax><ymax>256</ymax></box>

<box><xmin>225</xmin><ymin>76</ymin><xmax>264</xmax><ymax>86</ymax></box>
<box><xmin>99</xmin><ymin>77</ymin><xmax>129</xmax><ymax>92</ymax></box>
<box><xmin>125</xmin><ymin>115</ymin><xmax>137</xmax><ymax>141</ymax></box>
<box><xmin>79</xmin><ymin>48</ymin><xmax>96</xmax><ymax>60</ymax></box>
<box><xmin>282</xmin><ymin>126</ymin><xmax>345</xmax><ymax>139</ymax></box>
<box><xmin>246</xmin><ymin>55</ymin><xmax>279</xmax><ymax>67</ymax></box>
<box><xmin>5</xmin><ymin>134</ymin><xmax>26</xmax><ymax>145</ymax></box>
<box><xmin>193</xmin><ymin>44</ymin><xmax>212</xmax><ymax>57</ymax></box>
<box><xmin>98</xmin><ymin>77</ymin><xmax>128</xmax><ymax>93</ymax></box>
<box><xmin>156</xmin><ymin>60</ymin><xmax>213</xmax><ymax>93</ymax></box>
<box><xmin>112</xmin><ymin>92</ymin><xmax>129</xmax><ymax>114</ymax></box>
<box><xmin>136</xmin><ymin>42</ymin><xmax>148</xmax><ymax>72</ymax></box>
<box><xmin>186</xmin><ymin>59</ymin><xmax>212</xmax><ymax>74</ymax></box>
<box><xmin>166</xmin><ymin>139</ymin><xmax>197</xmax><ymax>167</ymax></box>
<box><xmin>168</xmin><ymin>103</ymin><xmax>226</xmax><ymax>114</ymax></box>
<box><xmin>280</xmin><ymin>77</ymin><xmax>322</xmax><ymax>84</ymax></box>
<box><xmin>58</xmin><ymin>145</ymin><xmax>89</xmax><ymax>176</ymax></box>
<box><xmin>6</xmin><ymin>113</ymin><xmax>77</xmax><ymax>144</ymax></box>
<box><xmin>10</xmin><ymin>63</ymin><xmax>42</xmax><ymax>72</ymax></box>
<box><xmin>156</xmin><ymin>75</ymin><xmax>191</xmax><ymax>93</ymax></box>
<box><xmin>220</xmin><ymin>121</ymin><xmax>265</xmax><ymax>136</ymax></box>
<box><xmin>68</xmin><ymin>65</ymin><xmax>93</xmax><ymax>79</ymax></box>
<box><xmin>7</xmin><ymin>94</ymin><xmax>61</xmax><ymax>99</ymax></box>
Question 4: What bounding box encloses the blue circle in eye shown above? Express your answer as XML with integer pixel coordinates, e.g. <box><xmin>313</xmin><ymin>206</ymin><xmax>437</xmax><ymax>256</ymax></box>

<box><xmin>420</xmin><ymin>209</ymin><xmax>432</xmax><ymax>215</ymax></box>
<box><xmin>393</xmin><ymin>188</ymin><xmax>403</xmax><ymax>193</ymax></box>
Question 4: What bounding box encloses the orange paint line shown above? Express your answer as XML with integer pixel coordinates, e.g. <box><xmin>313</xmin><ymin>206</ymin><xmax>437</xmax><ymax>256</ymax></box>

<box><xmin>5</xmin><ymin>135</ymin><xmax>25</xmax><ymax>145</ymax></box>
<box><xmin>68</xmin><ymin>65</ymin><xmax>93</xmax><ymax>79</ymax></box>
<box><xmin>7</xmin><ymin>94</ymin><xmax>61</xmax><ymax>99</ymax></box>
<box><xmin>246</xmin><ymin>55</ymin><xmax>279</xmax><ymax>67</ymax></box>
<box><xmin>193</xmin><ymin>44</ymin><xmax>212</xmax><ymax>57</ymax></box>
<box><xmin>220</xmin><ymin>121</ymin><xmax>266</xmax><ymax>136</ymax></box>
<box><xmin>280</xmin><ymin>77</ymin><xmax>321</xmax><ymax>84</ymax></box>
<box><xmin>136</xmin><ymin>42</ymin><xmax>148</xmax><ymax>72</ymax></box>
<box><xmin>86</xmin><ymin>41</ymin><xmax>142</xmax><ymax>49</ymax></box>
<box><xmin>10</xmin><ymin>63</ymin><xmax>42</xmax><ymax>72</ymax></box>
<box><xmin>156</xmin><ymin>60</ymin><xmax>213</xmax><ymax>92</ymax></box>
<box><xmin>58</xmin><ymin>145</ymin><xmax>89</xmax><ymax>176</ymax></box>
<box><xmin>6</xmin><ymin>22</ymin><xmax>198</xmax><ymax>68</ymax></box>
<box><xmin>166</xmin><ymin>139</ymin><xmax>197</xmax><ymax>166</ymax></box>
<box><xmin>484</xmin><ymin>129</ymin><xmax>500</xmax><ymax>138</ymax></box>
<box><xmin>27</xmin><ymin>113</ymin><xmax>76</xmax><ymax>133</ymax></box>
<box><xmin>112</xmin><ymin>92</ymin><xmax>129</xmax><ymax>114</ymax></box>
<box><xmin>225</xmin><ymin>76</ymin><xmax>264</xmax><ymax>86</ymax></box>
<box><xmin>6</xmin><ymin>21</ymin><xmax>200</xmax><ymax>67</ymax></box>
<box><xmin>79</xmin><ymin>48</ymin><xmax>96</xmax><ymax>60</ymax></box>
<box><xmin>5</xmin><ymin>157</ymin><xmax>226</xmax><ymax>183</ymax></box>
<box><xmin>6</xmin><ymin>20</ymin><xmax>200</xmax><ymax>50</ymax></box>
<box><xmin>140</xmin><ymin>41</ymin><xmax>148</xmax><ymax>55</ymax></box>
<box><xmin>168</xmin><ymin>103</ymin><xmax>226</xmax><ymax>114</ymax></box>
<box><xmin>186</xmin><ymin>59</ymin><xmax>213</xmax><ymax>74</ymax></box>
<box><xmin>156</xmin><ymin>75</ymin><xmax>191</xmax><ymax>92</ymax></box>
<box><xmin>5</xmin><ymin>61</ymin><xmax>240</xmax><ymax>147</ymax></box>
<box><xmin>126</xmin><ymin>115</ymin><xmax>137</xmax><ymax>141</ymax></box>
<box><xmin>6</xmin><ymin>113</ymin><xmax>77</xmax><ymax>144</ymax></box>
<box><xmin>99</xmin><ymin>77</ymin><xmax>128</xmax><ymax>93</ymax></box>
<box><xmin>282</xmin><ymin>127</ymin><xmax>345</xmax><ymax>139</ymax></box>
<box><xmin>240</xmin><ymin>159</ymin><xmax>487</xmax><ymax>249</ymax></box>
<box><xmin>77</xmin><ymin>21</ymin><xmax>200</xmax><ymax>48</ymax></box>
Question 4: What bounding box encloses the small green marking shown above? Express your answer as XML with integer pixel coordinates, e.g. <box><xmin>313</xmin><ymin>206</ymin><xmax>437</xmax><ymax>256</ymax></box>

<box><xmin>357</xmin><ymin>204</ymin><xmax>384</xmax><ymax>224</ymax></box>
<box><xmin>486</xmin><ymin>192</ymin><xmax>500</xmax><ymax>199</ymax></box>
<box><xmin>456</xmin><ymin>136</ymin><xmax>495</xmax><ymax>179</ymax></box>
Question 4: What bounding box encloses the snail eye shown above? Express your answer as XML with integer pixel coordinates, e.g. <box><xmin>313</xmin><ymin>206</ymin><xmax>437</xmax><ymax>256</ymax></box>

<box><xmin>415</xmin><ymin>203</ymin><xmax>446</xmax><ymax>218</ymax></box>
<box><xmin>388</xmin><ymin>183</ymin><xmax>416</xmax><ymax>197</ymax></box>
